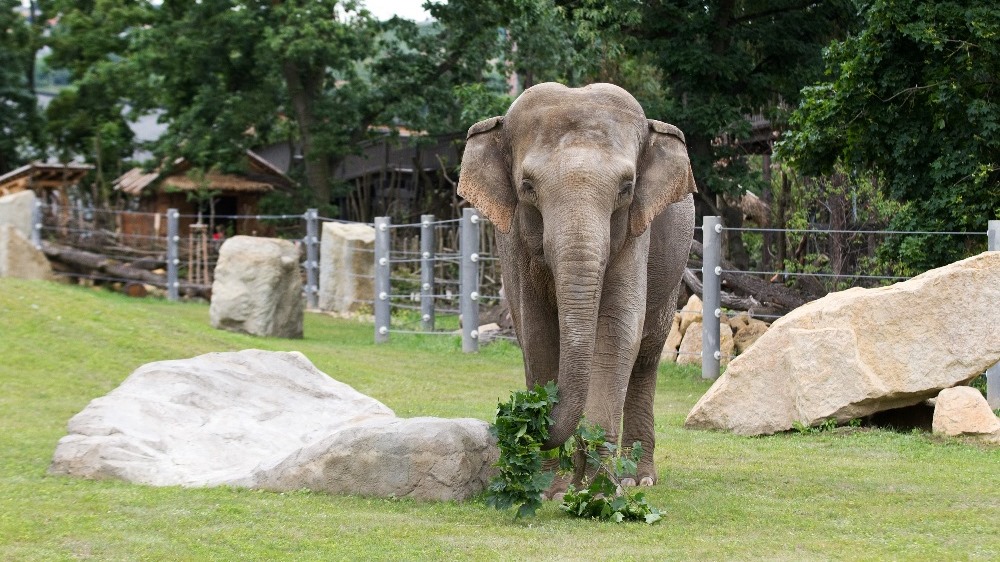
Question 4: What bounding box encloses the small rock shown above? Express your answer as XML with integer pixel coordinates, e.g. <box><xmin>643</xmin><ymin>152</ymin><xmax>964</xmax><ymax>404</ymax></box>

<box><xmin>210</xmin><ymin>236</ymin><xmax>304</xmax><ymax>338</ymax></box>
<box><xmin>0</xmin><ymin>225</ymin><xmax>52</xmax><ymax>280</ymax></box>
<box><xmin>676</xmin><ymin>321</ymin><xmax>734</xmax><ymax>367</ymax></box>
<box><xmin>660</xmin><ymin>313</ymin><xmax>682</xmax><ymax>363</ymax></box>
<box><xmin>932</xmin><ymin>387</ymin><xmax>1000</xmax><ymax>437</ymax></box>
<box><xmin>319</xmin><ymin>222</ymin><xmax>375</xmax><ymax>314</ymax></box>
<box><xmin>733</xmin><ymin>316</ymin><xmax>769</xmax><ymax>355</ymax></box>
<box><xmin>678</xmin><ymin>294</ymin><xmax>702</xmax><ymax>337</ymax></box>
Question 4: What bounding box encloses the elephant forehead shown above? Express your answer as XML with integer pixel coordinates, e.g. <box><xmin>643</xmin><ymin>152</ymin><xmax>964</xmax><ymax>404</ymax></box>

<box><xmin>522</xmin><ymin>148</ymin><xmax>634</xmax><ymax>180</ymax></box>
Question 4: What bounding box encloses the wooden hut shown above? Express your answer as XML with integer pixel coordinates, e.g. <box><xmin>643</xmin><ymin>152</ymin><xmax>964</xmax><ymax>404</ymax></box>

<box><xmin>113</xmin><ymin>150</ymin><xmax>292</xmax><ymax>238</ymax></box>
<box><xmin>0</xmin><ymin>161</ymin><xmax>94</xmax><ymax>200</ymax></box>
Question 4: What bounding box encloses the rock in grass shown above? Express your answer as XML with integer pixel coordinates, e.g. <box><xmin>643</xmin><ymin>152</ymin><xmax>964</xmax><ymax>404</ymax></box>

<box><xmin>50</xmin><ymin>350</ymin><xmax>496</xmax><ymax>501</ymax></box>
<box><xmin>210</xmin><ymin>236</ymin><xmax>304</xmax><ymax>338</ymax></box>
<box><xmin>932</xmin><ymin>387</ymin><xmax>1000</xmax><ymax>437</ymax></box>
<box><xmin>318</xmin><ymin>222</ymin><xmax>375</xmax><ymax>314</ymax></box>
<box><xmin>685</xmin><ymin>252</ymin><xmax>1000</xmax><ymax>436</ymax></box>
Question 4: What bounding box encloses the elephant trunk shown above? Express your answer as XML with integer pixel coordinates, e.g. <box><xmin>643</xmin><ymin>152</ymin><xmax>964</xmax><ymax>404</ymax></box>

<box><xmin>542</xmin><ymin>219</ymin><xmax>608</xmax><ymax>449</ymax></box>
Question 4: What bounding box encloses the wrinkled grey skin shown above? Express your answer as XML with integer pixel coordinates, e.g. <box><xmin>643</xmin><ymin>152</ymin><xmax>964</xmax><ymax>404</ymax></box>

<box><xmin>458</xmin><ymin>83</ymin><xmax>696</xmax><ymax>492</ymax></box>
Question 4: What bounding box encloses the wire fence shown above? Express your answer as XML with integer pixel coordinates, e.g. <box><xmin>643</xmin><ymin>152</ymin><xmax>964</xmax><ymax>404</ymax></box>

<box><xmin>698</xmin><ymin>215</ymin><xmax>1000</xmax><ymax>408</ymax></box>
<box><xmin>28</xmin><ymin>198</ymin><xmax>509</xmax><ymax>351</ymax></box>
<box><xmin>371</xmin><ymin>209</ymin><xmax>513</xmax><ymax>352</ymax></box>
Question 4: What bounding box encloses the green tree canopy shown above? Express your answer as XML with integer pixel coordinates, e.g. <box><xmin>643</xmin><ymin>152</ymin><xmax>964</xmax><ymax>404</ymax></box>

<box><xmin>0</xmin><ymin>0</ymin><xmax>43</xmax><ymax>172</ymax></box>
<box><xmin>779</xmin><ymin>0</ymin><xmax>1000</xmax><ymax>269</ymax></box>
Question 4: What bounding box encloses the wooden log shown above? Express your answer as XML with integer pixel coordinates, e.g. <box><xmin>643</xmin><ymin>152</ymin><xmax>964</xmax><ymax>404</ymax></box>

<box><xmin>41</xmin><ymin>241</ymin><xmax>210</xmax><ymax>298</ymax></box>
<box><xmin>690</xmin><ymin>239</ymin><xmax>809</xmax><ymax>311</ymax></box>
<box><xmin>681</xmin><ymin>268</ymin><xmax>787</xmax><ymax>319</ymax></box>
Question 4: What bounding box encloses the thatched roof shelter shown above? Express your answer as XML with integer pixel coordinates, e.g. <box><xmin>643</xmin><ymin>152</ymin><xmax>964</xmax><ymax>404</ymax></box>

<box><xmin>0</xmin><ymin>162</ymin><xmax>94</xmax><ymax>196</ymax></box>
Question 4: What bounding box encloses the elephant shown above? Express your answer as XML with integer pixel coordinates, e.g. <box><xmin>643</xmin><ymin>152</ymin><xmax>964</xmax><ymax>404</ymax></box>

<box><xmin>457</xmin><ymin>82</ymin><xmax>696</xmax><ymax>493</ymax></box>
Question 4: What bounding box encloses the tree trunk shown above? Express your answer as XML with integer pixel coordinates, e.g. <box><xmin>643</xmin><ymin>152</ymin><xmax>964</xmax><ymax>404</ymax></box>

<box><xmin>720</xmin><ymin>196</ymin><xmax>750</xmax><ymax>270</ymax></box>
<box><xmin>281</xmin><ymin>61</ymin><xmax>332</xmax><ymax>206</ymax></box>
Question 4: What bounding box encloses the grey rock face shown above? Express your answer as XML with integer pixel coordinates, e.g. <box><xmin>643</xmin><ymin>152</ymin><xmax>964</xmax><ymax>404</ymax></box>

<box><xmin>0</xmin><ymin>190</ymin><xmax>35</xmax><ymax>239</ymax></box>
<box><xmin>318</xmin><ymin>222</ymin><xmax>375</xmax><ymax>314</ymax></box>
<box><xmin>0</xmin><ymin>225</ymin><xmax>52</xmax><ymax>280</ymax></box>
<box><xmin>50</xmin><ymin>350</ymin><xmax>497</xmax><ymax>501</ymax></box>
<box><xmin>686</xmin><ymin>252</ymin><xmax>1000</xmax><ymax>435</ymax></box>
<box><xmin>210</xmin><ymin>236</ymin><xmax>304</xmax><ymax>338</ymax></box>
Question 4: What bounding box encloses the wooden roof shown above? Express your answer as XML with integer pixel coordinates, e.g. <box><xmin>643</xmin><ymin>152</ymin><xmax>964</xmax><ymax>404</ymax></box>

<box><xmin>0</xmin><ymin>161</ymin><xmax>94</xmax><ymax>194</ymax></box>
<box><xmin>113</xmin><ymin>150</ymin><xmax>288</xmax><ymax>196</ymax></box>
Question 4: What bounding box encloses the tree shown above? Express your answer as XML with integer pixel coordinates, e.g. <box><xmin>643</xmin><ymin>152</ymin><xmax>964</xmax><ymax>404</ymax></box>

<box><xmin>42</xmin><ymin>0</ymin><xmax>520</xmax><ymax>210</ymax></box>
<box><xmin>631</xmin><ymin>0</ymin><xmax>858</xmax><ymax>267</ymax></box>
<box><xmin>0</xmin><ymin>0</ymin><xmax>43</xmax><ymax>172</ymax></box>
<box><xmin>779</xmin><ymin>0</ymin><xmax>999</xmax><ymax>270</ymax></box>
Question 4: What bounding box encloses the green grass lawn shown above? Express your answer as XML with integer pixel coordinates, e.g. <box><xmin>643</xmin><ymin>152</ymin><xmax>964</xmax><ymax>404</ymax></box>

<box><xmin>1</xmin><ymin>278</ymin><xmax>998</xmax><ymax>561</ymax></box>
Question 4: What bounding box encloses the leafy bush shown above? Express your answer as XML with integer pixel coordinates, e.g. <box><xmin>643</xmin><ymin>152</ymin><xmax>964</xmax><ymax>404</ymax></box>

<box><xmin>486</xmin><ymin>384</ymin><xmax>661</xmax><ymax>523</ymax></box>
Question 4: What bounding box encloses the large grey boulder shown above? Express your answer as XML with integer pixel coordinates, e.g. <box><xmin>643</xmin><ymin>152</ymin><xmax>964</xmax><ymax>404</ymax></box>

<box><xmin>50</xmin><ymin>350</ymin><xmax>497</xmax><ymax>501</ymax></box>
<box><xmin>0</xmin><ymin>225</ymin><xmax>52</xmax><ymax>280</ymax></box>
<box><xmin>318</xmin><ymin>222</ymin><xmax>375</xmax><ymax>314</ymax></box>
<box><xmin>210</xmin><ymin>236</ymin><xmax>304</xmax><ymax>338</ymax></box>
<box><xmin>686</xmin><ymin>252</ymin><xmax>1000</xmax><ymax>435</ymax></box>
<box><xmin>0</xmin><ymin>190</ymin><xmax>36</xmax><ymax>239</ymax></box>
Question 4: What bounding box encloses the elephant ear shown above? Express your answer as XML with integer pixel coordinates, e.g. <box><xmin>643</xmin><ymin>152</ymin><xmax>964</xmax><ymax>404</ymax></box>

<box><xmin>457</xmin><ymin>116</ymin><xmax>515</xmax><ymax>233</ymax></box>
<box><xmin>630</xmin><ymin>120</ymin><xmax>698</xmax><ymax>237</ymax></box>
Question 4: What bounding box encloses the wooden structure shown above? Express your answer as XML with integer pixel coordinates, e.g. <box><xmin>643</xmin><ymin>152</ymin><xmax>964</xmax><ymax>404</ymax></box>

<box><xmin>0</xmin><ymin>161</ymin><xmax>94</xmax><ymax>198</ymax></box>
<box><xmin>113</xmin><ymin>150</ymin><xmax>292</xmax><ymax>238</ymax></box>
<box><xmin>333</xmin><ymin>129</ymin><xmax>463</xmax><ymax>223</ymax></box>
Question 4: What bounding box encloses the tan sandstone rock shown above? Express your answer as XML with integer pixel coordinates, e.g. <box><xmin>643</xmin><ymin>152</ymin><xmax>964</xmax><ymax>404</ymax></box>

<box><xmin>676</xmin><ymin>320</ymin><xmax>734</xmax><ymax>367</ymax></box>
<box><xmin>932</xmin><ymin>387</ymin><xmax>1000</xmax><ymax>437</ymax></box>
<box><xmin>661</xmin><ymin>313</ymin><xmax>683</xmax><ymax>362</ymax></box>
<box><xmin>319</xmin><ymin>221</ymin><xmax>375</xmax><ymax>314</ymax></box>
<box><xmin>733</xmin><ymin>316</ymin><xmax>769</xmax><ymax>355</ymax></box>
<box><xmin>678</xmin><ymin>294</ymin><xmax>703</xmax><ymax>337</ymax></box>
<box><xmin>0</xmin><ymin>225</ymin><xmax>52</xmax><ymax>280</ymax></box>
<box><xmin>210</xmin><ymin>236</ymin><xmax>304</xmax><ymax>338</ymax></box>
<box><xmin>685</xmin><ymin>252</ymin><xmax>1000</xmax><ymax>436</ymax></box>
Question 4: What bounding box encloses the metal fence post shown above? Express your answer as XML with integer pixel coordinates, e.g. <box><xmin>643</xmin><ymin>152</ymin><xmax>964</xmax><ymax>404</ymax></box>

<box><xmin>702</xmin><ymin>215</ymin><xmax>722</xmax><ymax>380</ymax></box>
<box><xmin>420</xmin><ymin>214</ymin><xmax>436</xmax><ymax>331</ymax></box>
<box><xmin>987</xmin><ymin>219</ymin><xmax>999</xmax><ymax>409</ymax></box>
<box><xmin>166</xmin><ymin>208</ymin><xmax>179</xmax><ymax>301</ymax></box>
<box><xmin>304</xmin><ymin>208</ymin><xmax>319</xmax><ymax>309</ymax></box>
<box><xmin>374</xmin><ymin>217</ymin><xmax>391</xmax><ymax>344</ymax></box>
<box><xmin>460</xmin><ymin>208</ymin><xmax>481</xmax><ymax>353</ymax></box>
<box><xmin>31</xmin><ymin>196</ymin><xmax>42</xmax><ymax>249</ymax></box>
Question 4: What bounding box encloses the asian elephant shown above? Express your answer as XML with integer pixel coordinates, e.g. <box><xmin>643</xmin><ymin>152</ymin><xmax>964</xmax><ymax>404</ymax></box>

<box><xmin>457</xmin><ymin>82</ymin><xmax>696</xmax><ymax>492</ymax></box>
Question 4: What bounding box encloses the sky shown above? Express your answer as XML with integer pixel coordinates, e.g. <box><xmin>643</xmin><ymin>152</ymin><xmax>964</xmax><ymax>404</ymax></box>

<box><xmin>362</xmin><ymin>0</ymin><xmax>435</xmax><ymax>22</ymax></box>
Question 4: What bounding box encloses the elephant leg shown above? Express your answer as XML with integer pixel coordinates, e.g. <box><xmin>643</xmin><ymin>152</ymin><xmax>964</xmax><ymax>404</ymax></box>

<box><xmin>621</xmin><ymin>198</ymin><xmax>693</xmax><ymax>487</ymax></box>
<box><xmin>621</xmin><ymin>342</ymin><xmax>664</xmax><ymax>486</ymax></box>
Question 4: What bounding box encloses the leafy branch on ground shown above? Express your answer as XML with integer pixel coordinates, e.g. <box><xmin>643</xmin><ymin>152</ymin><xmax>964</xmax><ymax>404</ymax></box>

<box><xmin>484</xmin><ymin>381</ymin><xmax>561</xmax><ymax>519</ymax></box>
<box><xmin>560</xmin><ymin>423</ymin><xmax>662</xmax><ymax>524</ymax></box>
<box><xmin>486</xmin><ymin>384</ymin><xmax>661</xmax><ymax>523</ymax></box>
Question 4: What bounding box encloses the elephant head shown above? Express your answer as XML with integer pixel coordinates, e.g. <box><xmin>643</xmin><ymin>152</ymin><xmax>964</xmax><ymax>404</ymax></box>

<box><xmin>458</xmin><ymin>83</ymin><xmax>696</xmax><ymax>447</ymax></box>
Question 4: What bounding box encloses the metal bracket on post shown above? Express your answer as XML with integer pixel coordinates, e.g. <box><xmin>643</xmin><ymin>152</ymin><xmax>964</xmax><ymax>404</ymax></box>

<box><xmin>305</xmin><ymin>208</ymin><xmax>319</xmax><ymax>309</ymax></box>
<box><xmin>31</xmin><ymin>196</ymin><xmax>43</xmax><ymax>249</ymax></box>
<box><xmin>987</xmin><ymin>219</ymin><xmax>999</xmax><ymax>409</ymax></box>
<box><xmin>374</xmin><ymin>217</ymin><xmax>391</xmax><ymax>344</ymax></box>
<box><xmin>420</xmin><ymin>214</ymin><xmax>436</xmax><ymax>331</ymax></box>
<box><xmin>460</xmin><ymin>208</ymin><xmax>481</xmax><ymax>353</ymax></box>
<box><xmin>166</xmin><ymin>208</ymin><xmax>179</xmax><ymax>302</ymax></box>
<box><xmin>702</xmin><ymin>215</ymin><xmax>722</xmax><ymax>380</ymax></box>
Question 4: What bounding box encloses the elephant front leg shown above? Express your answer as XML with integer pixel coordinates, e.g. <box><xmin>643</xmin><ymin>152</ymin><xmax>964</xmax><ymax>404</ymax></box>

<box><xmin>620</xmin><ymin>349</ymin><xmax>661</xmax><ymax>487</ymax></box>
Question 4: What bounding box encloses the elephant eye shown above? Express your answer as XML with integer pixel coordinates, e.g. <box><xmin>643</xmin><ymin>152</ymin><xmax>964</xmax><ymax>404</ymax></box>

<box><xmin>619</xmin><ymin>180</ymin><xmax>634</xmax><ymax>196</ymax></box>
<box><xmin>521</xmin><ymin>179</ymin><xmax>536</xmax><ymax>195</ymax></box>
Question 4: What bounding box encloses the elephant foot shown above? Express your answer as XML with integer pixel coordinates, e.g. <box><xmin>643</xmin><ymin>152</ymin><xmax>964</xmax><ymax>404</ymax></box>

<box><xmin>619</xmin><ymin>474</ymin><xmax>656</xmax><ymax>488</ymax></box>
<box><xmin>541</xmin><ymin>457</ymin><xmax>571</xmax><ymax>501</ymax></box>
